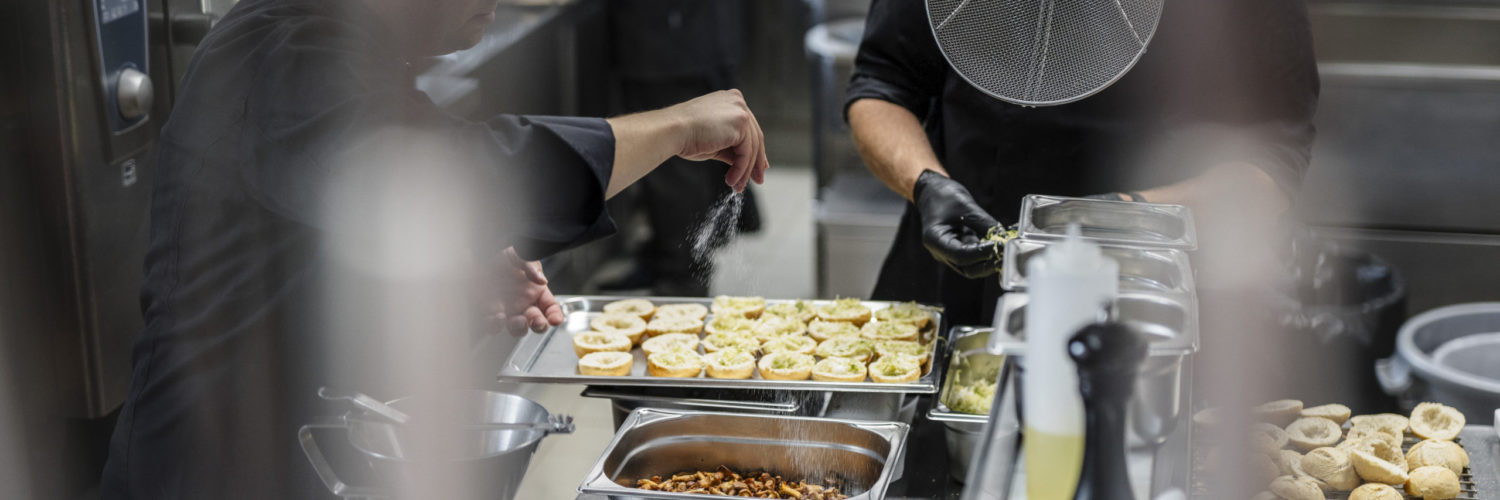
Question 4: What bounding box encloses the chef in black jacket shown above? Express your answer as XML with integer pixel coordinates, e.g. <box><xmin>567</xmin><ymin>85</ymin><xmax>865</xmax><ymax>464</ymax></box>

<box><xmin>846</xmin><ymin>0</ymin><xmax>1319</xmax><ymax>325</ymax></box>
<box><xmin>100</xmin><ymin>0</ymin><xmax>768</xmax><ymax>497</ymax></box>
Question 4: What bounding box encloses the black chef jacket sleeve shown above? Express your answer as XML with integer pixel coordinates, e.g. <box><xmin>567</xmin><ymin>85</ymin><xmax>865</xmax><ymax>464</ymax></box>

<box><xmin>237</xmin><ymin>15</ymin><xmax>615</xmax><ymax>261</ymax></box>
<box><xmin>1244</xmin><ymin>0</ymin><xmax>1320</xmax><ymax>196</ymax></box>
<box><xmin>1181</xmin><ymin>0</ymin><xmax>1321</xmax><ymax>196</ymax></box>
<box><xmin>843</xmin><ymin>0</ymin><xmax>948</xmax><ymax>121</ymax></box>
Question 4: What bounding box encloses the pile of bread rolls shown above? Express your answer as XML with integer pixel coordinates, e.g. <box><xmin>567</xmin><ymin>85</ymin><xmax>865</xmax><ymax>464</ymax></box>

<box><xmin>1200</xmin><ymin>400</ymin><xmax>1470</xmax><ymax>500</ymax></box>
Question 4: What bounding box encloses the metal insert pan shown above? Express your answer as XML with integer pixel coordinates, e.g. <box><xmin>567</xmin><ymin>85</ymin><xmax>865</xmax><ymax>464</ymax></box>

<box><xmin>1002</xmin><ymin>238</ymin><xmax>1195</xmax><ymax>294</ymax></box>
<box><xmin>578</xmin><ymin>408</ymin><xmax>908</xmax><ymax>500</ymax></box>
<box><xmin>1019</xmin><ymin>195</ymin><xmax>1197</xmax><ymax>250</ymax></box>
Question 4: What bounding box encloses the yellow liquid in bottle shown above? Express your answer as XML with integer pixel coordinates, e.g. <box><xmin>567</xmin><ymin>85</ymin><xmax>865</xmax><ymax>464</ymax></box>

<box><xmin>1024</xmin><ymin>426</ymin><xmax>1085</xmax><ymax>500</ymax></box>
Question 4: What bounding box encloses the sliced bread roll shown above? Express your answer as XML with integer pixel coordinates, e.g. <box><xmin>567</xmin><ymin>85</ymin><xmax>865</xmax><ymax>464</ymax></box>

<box><xmin>602</xmin><ymin>298</ymin><xmax>655</xmax><ymax>321</ymax></box>
<box><xmin>572</xmin><ymin>331</ymin><xmax>631</xmax><ymax>357</ymax></box>
<box><xmin>703</xmin><ymin>349</ymin><xmax>756</xmax><ymax>379</ymax></box>
<box><xmin>647</xmin><ymin>351</ymin><xmax>704</xmax><ymax>378</ymax></box>
<box><xmin>812</xmin><ymin>357</ymin><xmax>867</xmax><ymax>383</ymax></box>
<box><xmin>817</xmin><ymin>298</ymin><xmax>871</xmax><ymax>326</ymax></box>
<box><xmin>578</xmin><ymin>351</ymin><xmax>633</xmax><ymax>376</ymax></box>
<box><xmin>757</xmin><ymin>352</ymin><xmax>814</xmax><ymax>381</ymax></box>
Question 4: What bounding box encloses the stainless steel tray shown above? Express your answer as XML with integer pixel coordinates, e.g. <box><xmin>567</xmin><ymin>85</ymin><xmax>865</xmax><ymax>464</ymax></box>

<box><xmin>991</xmin><ymin>291</ymin><xmax>1199</xmax><ymax>356</ymax></box>
<box><xmin>498</xmin><ymin>296</ymin><xmax>948</xmax><ymax>393</ymax></box>
<box><xmin>578</xmin><ymin>408</ymin><xmax>909</xmax><ymax>500</ymax></box>
<box><xmin>1018</xmin><ymin>195</ymin><xmax>1198</xmax><ymax>250</ymax></box>
<box><xmin>929</xmin><ymin>326</ymin><xmax>1006</xmax><ymax>425</ymax></box>
<box><xmin>1002</xmin><ymin>238</ymin><xmax>1195</xmax><ymax>294</ymax></box>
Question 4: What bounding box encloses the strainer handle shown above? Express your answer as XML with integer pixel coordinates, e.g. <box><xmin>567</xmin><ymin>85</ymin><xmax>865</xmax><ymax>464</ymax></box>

<box><xmin>299</xmin><ymin>417</ymin><xmax>383</xmax><ymax>498</ymax></box>
<box><xmin>1374</xmin><ymin>356</ymin><xmax>1412</xmax><ymax>397</ymax></box>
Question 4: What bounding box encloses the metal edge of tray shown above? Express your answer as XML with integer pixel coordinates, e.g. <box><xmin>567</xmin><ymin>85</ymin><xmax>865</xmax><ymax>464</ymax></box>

<box><xmin>1018</xmin><ymin>194</ymin><xmax>1199</xmax><ymax>250</ymax></box>
<box><xmin>576</xmin><ymin>386</ymin><xmax>804</xmax><ymax>414</ymax></box>
<box><xmin>577</xmin><ymin>407</ymin><xmax>911</xmax><ymax>500</ymax></box>
<box><xmin>1459</xmin><ymin>424</ymin><xmax>1499</xmax><ymax>495</ymax></box>
<box><xmin>929</xmin><ymin>326</ymin><xmax>1008</xmax><ymax>424</ymax></box>
<box><xmin>498</xmin><ymin>296</ymin><xmax>950</xmax><ymax>394</ymax></box>
<box><xmin>1001</xmin><ymin>238</ymin><xmax>1197</xmax><ymax>294</ymax></box>
<box><xmin>990</xmin><ymin>291</ymin><xmax>1200</xmax><ymax>356</ymax></box>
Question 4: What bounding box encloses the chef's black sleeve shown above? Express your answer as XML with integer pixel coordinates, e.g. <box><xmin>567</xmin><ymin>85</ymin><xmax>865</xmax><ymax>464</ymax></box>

<box><xmin>236</xmin><ymin>16</ymin><xmax>616</xmax><ymax>261</ymax></box>
<box><xmin>1191</xmin><ymin>0</ymin><xmax>1320</xmax><ymax>196</ymax></box>
<box><xmin>843</xmin><ymin>0</ymin><xmax>949</xmax><ymax>122</ymax></box>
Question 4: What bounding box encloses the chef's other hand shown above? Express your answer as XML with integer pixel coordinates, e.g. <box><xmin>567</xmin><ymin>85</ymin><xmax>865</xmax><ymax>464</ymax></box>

<box><xmin>1084</xmin><ymin>191</ymin><xmax>1148</xmax><ymax>202</ymax></box>
<box><xmin>672</xmin><ymin>89</ymin><xmax>769</xmax><ymax>193</ymax></box>
<box><xmin>490</xmin><ymin>247</ymin><xmax>565</xmax><ymax>336</ymax></box>
<box><xmin>914</xmin><ymin>170</ymin><xmax>1002</xmax><ymax>279</ymax></box>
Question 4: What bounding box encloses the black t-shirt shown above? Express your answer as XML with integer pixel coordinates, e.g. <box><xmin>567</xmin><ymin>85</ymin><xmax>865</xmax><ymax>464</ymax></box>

<box><xmin>845</xmin><ymin>0</ymin><xmax>1319</xmax><ymax>324</ymax></box>
<box><xmin>101</xmin><ymin>0</ymin><xmax>616</xmax><ymax>497</ymax></box>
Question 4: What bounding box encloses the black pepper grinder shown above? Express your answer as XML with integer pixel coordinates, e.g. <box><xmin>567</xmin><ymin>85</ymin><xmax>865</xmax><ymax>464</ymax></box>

<box><xmin>1068</xmin><ymin>322</ymin><xmax>1150</xmax><ymax>500</ymax></box>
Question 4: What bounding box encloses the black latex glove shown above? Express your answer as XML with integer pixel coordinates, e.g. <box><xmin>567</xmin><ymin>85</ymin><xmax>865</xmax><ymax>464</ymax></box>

<box><xmin>1083</xmin><ymin>191</ymin><xmax>1148</xmax><ymax>202</ymax></box>
<box><xmin>913</xmin><ymin>170</ymin><xmax>1002</xmax><ymax>279</ymax></box>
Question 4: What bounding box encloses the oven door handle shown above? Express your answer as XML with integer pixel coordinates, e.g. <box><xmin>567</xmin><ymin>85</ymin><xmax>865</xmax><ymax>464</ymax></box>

<box><xmin>169</xmin><ymin>12</ymin><xmax>213</xmax><ymax>45</ymax></box>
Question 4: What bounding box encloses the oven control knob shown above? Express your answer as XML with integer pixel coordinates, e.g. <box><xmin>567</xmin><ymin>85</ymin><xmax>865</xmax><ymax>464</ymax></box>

<box><xmin>117</xmin><ymin>68</ymin><xmax>154</xmax><ymax>120</ymax></box>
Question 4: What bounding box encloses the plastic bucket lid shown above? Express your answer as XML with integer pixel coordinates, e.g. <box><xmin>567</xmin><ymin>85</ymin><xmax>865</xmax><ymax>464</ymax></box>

<box><xmin>1396</xmin><ymin>302</ymin><xmax>1500</xmax><ymax>395</ymax></box>
<box><xmin>1431</xmin><ymin>331</ymin><xmax>1500</xmax><ymax>382</ymax></box>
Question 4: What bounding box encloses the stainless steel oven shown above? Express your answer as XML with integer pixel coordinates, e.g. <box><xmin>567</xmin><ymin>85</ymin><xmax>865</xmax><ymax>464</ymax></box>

<box><xmin>0</xmin><ymin>0</ymin><xmax>233</xmax><ymax>497</ymax></box>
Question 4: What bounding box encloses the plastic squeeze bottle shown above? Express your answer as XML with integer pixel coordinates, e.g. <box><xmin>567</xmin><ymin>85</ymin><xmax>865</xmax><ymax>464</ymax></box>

<box><xmin>1022</xmin><ymin>224</ymin><xmax>1119</xmax><ymax>500</ymax></box>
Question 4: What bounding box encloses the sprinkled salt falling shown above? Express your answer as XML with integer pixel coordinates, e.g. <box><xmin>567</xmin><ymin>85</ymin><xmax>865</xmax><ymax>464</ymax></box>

<box><xmin>690</xmin><ymin>191</ymin><xmax>744</xmax><ymax>260</ymax></box>
<box><xmin>687</xmin><ymin>191</ymin><xmax>747</xmax><ymax>288</ymax></box>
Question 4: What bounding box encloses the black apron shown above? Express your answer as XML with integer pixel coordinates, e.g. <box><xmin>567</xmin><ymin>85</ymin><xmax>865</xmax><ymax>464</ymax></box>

<box><xmin>846</xmin><ymin>0</ymin><xmax>1319</xmax><ymax>325</ymax></box>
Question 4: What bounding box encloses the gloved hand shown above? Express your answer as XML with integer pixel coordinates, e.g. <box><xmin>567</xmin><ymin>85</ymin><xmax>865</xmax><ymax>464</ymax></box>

<box><xmin>1083</xmin><ymin>191</ymin><xmax>1147</xmax><ymax>202</ymax></box>
<box><xmin>913</xmin><ymin>170</ymin><xmax>1003</xmax><ymax>279</ymax></box>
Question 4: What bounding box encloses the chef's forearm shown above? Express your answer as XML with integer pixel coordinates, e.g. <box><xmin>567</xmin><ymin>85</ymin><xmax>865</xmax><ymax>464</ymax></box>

<box><xmin>1138</xmin><ymin>161</ymin><xmax>1289</xmax><ymax>213</ymax></box>
<box><xmin>848</xmin><ymin>98</ymin><xmax>947</xmax><ymax>202</ymax></box>
<box><xmin>604</xmin><ymin>110</ymin><xmax>684</xmax><ymax>199</ymax></box>
<box><xmin>603</xmin><ymin>90</ymin><xmax>767</xmax><ymax>198</ymax></box>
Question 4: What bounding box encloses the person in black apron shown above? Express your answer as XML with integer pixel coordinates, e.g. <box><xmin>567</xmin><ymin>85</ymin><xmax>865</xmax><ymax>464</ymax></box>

<box><xmin>602</xmin><ymin>0</ymin><xmax>762</xmax><ymax>296</ymax></box>
<box><xmin>99</xmin><ymin>0</ymin><xmax>769</xmax><ymax>497</ymax></box>
<box><xmin>846</xmin><ymin>0</ymin><xmax>1319</xmax><ymax>325</ymax></box>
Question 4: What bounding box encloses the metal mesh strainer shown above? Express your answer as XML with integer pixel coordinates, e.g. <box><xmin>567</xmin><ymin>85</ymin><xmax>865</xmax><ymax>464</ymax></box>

<box><xmin>927</xmin><ymin>0</ymin><xmax>1164</xmax><ymax>106</ymax></box>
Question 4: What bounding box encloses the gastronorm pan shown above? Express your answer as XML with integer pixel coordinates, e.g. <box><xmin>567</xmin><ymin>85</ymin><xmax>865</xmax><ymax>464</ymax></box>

<box><xmin>926</xmin><ymin>326</ymin><xmax>1009</xmax><ymax>482</ymax></box>
<box><xmin>578</xmin><ymin>408</ymin><xmax>908</xmax><ymax>500</ymax></box>
<box><xmin>1002</xmin><ymin>238</ymin><xmax>1195</xmax><ymax>294</ymax></box>
<box><xmin>498</xmin><ymin>296</ymin><xmax>949</xmax><ymax>394</ymax></box>
<box><xmin>929</xmin><ymin>326</ymin><xmax>1005</xmax><ymax>425</ymax></box>
<box><xmin>1018</xmin><ymin>195</ymin><xmax>1197</xmax><ymax>250</ymax></box>
<box><xmin>990</xmin><ymin>291</ymin><xmax>1198</xmax><ymax>356</ymax></box>
<box><xmin>978</xmin><ymin>290</ymin><xmax>1200</xmax><ymax>448</ymax></box>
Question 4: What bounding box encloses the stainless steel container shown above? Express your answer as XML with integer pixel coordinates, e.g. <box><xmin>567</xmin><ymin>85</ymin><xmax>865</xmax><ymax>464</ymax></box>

<box><xmin>929</xmin><ymin>291</ymin><xmax>1197</xmax><ymax>485</ymax></box>
<box><xmin>1002</xmin><ymin>238</ymin><xmax>1195</xmax><ymax>295</ymax></box>
<box><xmin>578</xmin><ymin>408</ymin><xmax>909</xmax><ymax>500</ymax></box>
<box><xmin>1018</xmin><ymin>195</ymin><xmax>1198</xmax><ymax>250</ymax></box>
<box><xmin>927</xmin><ymin>327</ymin><xmax>1008</xmax><ymax>482</ymax></box>
<box><xmin>993</xmin><ymin>291</ymin><xmax>1196</xmax><ymax>445</ymax></box>
<box><xmin>993</xmin><ymin>291</ymin><xmax>1198</xmax><ymax>355</ymax></box>
<box><xmin>299</xmin><ymin>391</ymin><xmax>568</xmax><ymax>500</ymax></box>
